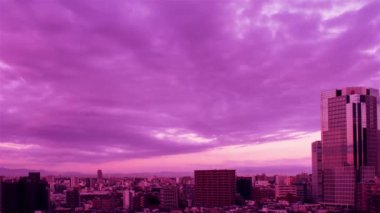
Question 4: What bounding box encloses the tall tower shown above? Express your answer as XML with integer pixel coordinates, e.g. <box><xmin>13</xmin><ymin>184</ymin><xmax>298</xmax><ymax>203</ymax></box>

<box><xmin>97</xmin><ymin>169</ymin><xmax>103</xmax><ymax>180</ymax></box>
<box><xmin>320</xmin><ymin>87</ymin><xmax>379</xmax><ymax>206</ymax></box>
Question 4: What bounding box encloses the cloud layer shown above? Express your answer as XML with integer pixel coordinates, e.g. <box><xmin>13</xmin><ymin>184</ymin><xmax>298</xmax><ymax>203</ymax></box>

<box><xmin>0</xmin><ymin>0</ymin><xmax>379</xmax><ymax>171</ymax></box>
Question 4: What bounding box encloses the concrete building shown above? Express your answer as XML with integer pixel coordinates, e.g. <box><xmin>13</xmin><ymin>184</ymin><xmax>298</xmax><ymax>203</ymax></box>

<box><xmin>160</xmin><ymin>186</ymin><xmax>178</xmax><ymax>210</ymax></box>
<box><xmin>275</xmin><ymin>185</ymin><xmax>297</xmax><ymax>199</ymax></box>
<box><xmin>194</xmin><ymin>170</ymin><xmax>236</xmax><ymax>207</ymax></box>
<box><xmin>123</xmin><ymin>189</ymin><xmax>134</xmax><ymax>210</ymax></box>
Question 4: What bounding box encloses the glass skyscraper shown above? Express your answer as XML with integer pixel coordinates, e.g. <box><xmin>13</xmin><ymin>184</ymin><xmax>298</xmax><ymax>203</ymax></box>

<box><xmin>319</xmin><ymin>87</ymin><xmax>379</xmax><ymax>207</ymax></box>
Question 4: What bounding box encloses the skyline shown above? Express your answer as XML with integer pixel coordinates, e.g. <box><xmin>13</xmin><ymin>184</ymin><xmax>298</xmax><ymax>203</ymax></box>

<box><xmin>1</xmin><ymin>0</ymin><xmax>380</xmax><ymax>173</ymax></box>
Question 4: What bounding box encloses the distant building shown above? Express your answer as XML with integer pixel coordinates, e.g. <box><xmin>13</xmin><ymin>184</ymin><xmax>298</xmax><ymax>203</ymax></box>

<box><xmin>294</xmin><ymin>183</ymin><xmax>309</xmax><ymax>202</ymax></box>
<box><xmin>252</xmin><ymin>186</ymin><xmax>275</xmax><ymax>202</ymax></box>
<box><xmin>123</xmin><ymin>189</ymin><xmax>134</xmax><ymax>210</ymax></box>
<box><xmin>93</xmin><ymin>197</ymin><xmax>117</xmax><ymax>211</ymax></box>
<box><xmin>255</xmin><ymin>174</ymin><xmax>268</xmax><ymax>181</ymax></box>
<box><xmin>1</xmin><ymin>172</ymin><xmax>49</xmax><ymax>213</ymax></box>
<box><xmin>292</xmin><ymin>173</ymin><xmax>312</xmax><ymax>202</ymax></box>
<box><xmin>54</xmin><ymin>184</ymin><xmax>66</xmax><ymax>194</ymax></box>
<box><xmin>311</xmin><ymin>140</ymin><xmax>322</xmax><ymax>202</ymax></box>
<box><xmin>66</xmin><ymin>188</ymin><xmax>80</xmax><ymax>208</ymax></box>
<box><xmin>274</xmin><ymin>175</ymin><xmax>296</xmax><ymax>200</ymax></box>
<box><xmin>254</xmin><ymin>180</ymin><xmax>269</xmax><ymax>187</ymax></box>
<box><xmin>97</xmin><ymin>169</ymin><xmax>103</xmax><ymax>180</ymax></box>
<box><xmin>194</xmin><ymin>170</ymin><xmax>236</xmax><ymax>207</ymax></box>
<box><xmin>132</xmin><ymin>193</ymin><xmax>145</xmax><ymax>211</ymax></box>
<box><xmin>70</xmin><ymin>177</ymin><xmax>78</xmax><ymax>188</ymax></box>
<box><xmin>275</xmin><ymin>175</ymin><xmax>291</xmax><ymax>186</ymax></box>
<box><xmin>179</xmin><ymin>183</ymin><xmax>194</xmax><ymax>208</ymax></box>
<box><xmin>320</xmin><ymin>87</ymin><xmax>380</xmax><ymax>207</ymax></box>
<box><xmin>160</xmin><ymin>186</ymin><xmax>178</xmax><ymax>210</ymax></box>
<box><xmin>28</xmin><ymin>172</ymin><xmax>40</xmax><ymax>182</ymax></box>
<box><xmin>236</xmin><ymin>177</ymin><xmax>252</xmax><ymax>200</ymax></box>
<box><xmin>89</xmin><ymin>178</ymin><xmax>97</xmax><ymax>188</ymax></box>
<box><xmin>275</xmin><ymin>185</ymin><xmax>297</xmax><ymax>199</ymax></box>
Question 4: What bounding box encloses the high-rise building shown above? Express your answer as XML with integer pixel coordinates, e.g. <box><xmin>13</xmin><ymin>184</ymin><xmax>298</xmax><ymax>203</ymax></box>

<box><xmin>66</xmin><ymin>188</ymin><xmax>80</xmax><ymax>208</ymax></box>
<box><xmin>320</xmin><ymin>87</ymin><xmax>379</xmax><ymax>207</ymax></box>
<box><xmin>236</xmin><ymin>177</ymin><xmax>252</xmax><ymax>200</ymax></box>
<box><xmin>97</xmin><ymin>169</ymin><xmax>103</xmax><ymax>180</ymax></box>
<box><xmin>311</xmin><ymin>140</ymin><xmax>322</xmax><ymax>202</ymax></box>
<box><xmin>160</xmin><ymin>186</ymin><xmax>178</xmax><ymax>210</ymax></box>
<box><xmin>194</xmin><ymin>170</ymin><xmax>236</xmax><ymax>207</ymax></box>
<box><xmin>1</xmin><ymin>172</ymin><xmax>49</xmax><ymax>213</ymax></box>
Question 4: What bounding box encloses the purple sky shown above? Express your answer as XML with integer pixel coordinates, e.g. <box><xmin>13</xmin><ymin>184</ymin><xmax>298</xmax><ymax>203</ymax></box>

<box><xmin>0</xmin><ymin>0</ymin><xmax>379</xmax><ymax>174</ymax></box>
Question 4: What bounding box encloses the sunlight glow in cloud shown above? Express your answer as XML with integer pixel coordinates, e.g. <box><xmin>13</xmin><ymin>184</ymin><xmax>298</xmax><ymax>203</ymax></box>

<box><xmin>152</xmin><ymin>128</ymin><xmax>216</xmax><ymax>144</ymax></box>
<box><xmin>0</xmin><ymin>142</ymin><xmax>39</xmax><ymax>150</ymax></box>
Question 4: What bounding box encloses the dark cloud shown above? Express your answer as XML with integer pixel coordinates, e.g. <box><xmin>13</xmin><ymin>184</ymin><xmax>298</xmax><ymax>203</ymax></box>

<box><xmin>0</xmin><ymin>0</ymin><xmax>379</xmax><ymax>167</ymax></box>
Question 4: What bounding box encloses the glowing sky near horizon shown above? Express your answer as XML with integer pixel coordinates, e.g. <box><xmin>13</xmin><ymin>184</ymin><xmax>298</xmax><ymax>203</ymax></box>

<box><xmin>0</xmin><ymin>0</ymin><xmax>379</xmax><ymax>174</ymax></box>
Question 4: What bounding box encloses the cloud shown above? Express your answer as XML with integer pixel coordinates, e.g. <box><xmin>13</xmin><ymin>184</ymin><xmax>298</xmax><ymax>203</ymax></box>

<box><xmin>0</xmin><ymin>0</ymin><xmax>379</xmax><ymax>171</ymax></box>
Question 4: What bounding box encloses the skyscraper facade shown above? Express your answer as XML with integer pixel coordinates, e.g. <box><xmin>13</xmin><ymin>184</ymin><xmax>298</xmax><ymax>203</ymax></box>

<box><xmin>194</xmin><ymin>170</ymin><xmax>236</xmax><ymax>207</ymax></box>
<box><xmin>320</xmin><ymin>87</ymin><xmax>379</xmax><ymax>207</ymax></box>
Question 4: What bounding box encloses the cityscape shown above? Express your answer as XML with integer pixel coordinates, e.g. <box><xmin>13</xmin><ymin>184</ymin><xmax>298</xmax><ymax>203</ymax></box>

<box><xmin>1</xmin><ymin>87</ymin><xmax>379</xmax><ymax>212</ymax></box>
<box><xmin>1</xmin><ymin>0</ymin><xmax>380</xmax><ymax>213</ymax></box>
